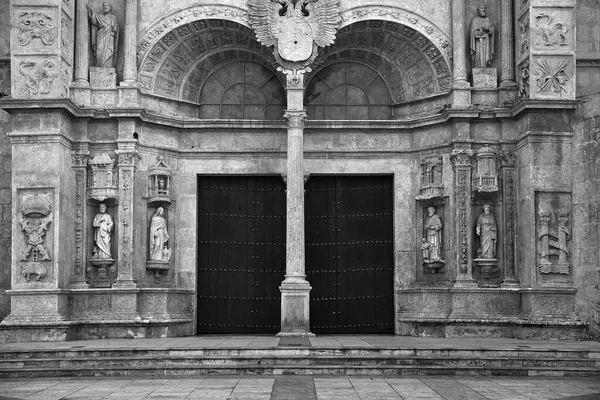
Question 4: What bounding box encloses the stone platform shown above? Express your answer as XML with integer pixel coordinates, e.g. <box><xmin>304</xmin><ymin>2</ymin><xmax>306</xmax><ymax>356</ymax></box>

<box><xmin>1</xmin><ymin>335</ymin><xmax>599</xmax><ymax>378</ymax></box>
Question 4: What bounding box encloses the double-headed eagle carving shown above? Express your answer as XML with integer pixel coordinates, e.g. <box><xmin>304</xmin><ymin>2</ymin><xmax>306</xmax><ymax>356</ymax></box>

<box><xmin>248</xmin><ymin>0</ymin><xmax>341</xmax><ymax>74</ymax></box>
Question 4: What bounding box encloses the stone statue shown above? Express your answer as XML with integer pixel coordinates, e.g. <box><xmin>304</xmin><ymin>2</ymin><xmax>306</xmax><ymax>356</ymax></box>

<box><xmin>92</xmin><ymin>203</ymin><xmax>114</xmax><ymax>259</ymax></box>
<box><xmin>470</xmin><ymin>5</ymin><xmax>495</xmax><ymax>68</ymax></box>
<box><xmin>476</xmin><ymin>204</ymin><xmax>497</xmax><ymax>259</ymax></box>
<box><xmin>149</xmin><ymin>207</ymin><xmax>169</xmax><ymax>261</ymax></box>
<box><xmin>88</xmin><ymin>2</ymin><xmax>119</xmax><ymax>68</ymax></box>
<box><xmin>424</xmin><ymin>206</ymin><xmax>442</xmax><ymax>261</ymax></box>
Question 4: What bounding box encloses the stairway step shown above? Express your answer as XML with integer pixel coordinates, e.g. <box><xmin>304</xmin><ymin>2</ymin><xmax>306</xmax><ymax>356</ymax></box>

<box><xmin>1</xmin><ymin>364</ymin><xmax>598</xmax><ymax>379</ymax></box>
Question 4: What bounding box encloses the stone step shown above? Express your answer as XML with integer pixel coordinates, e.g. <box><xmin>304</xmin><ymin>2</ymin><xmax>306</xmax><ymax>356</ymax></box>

<box><xmin>0</xmin><ymin>355</ymin><xmax>598</xmax><ymax>369</ymax></box>
<box><xmin>1</xmin><ymin>364</ymin><xmax>599</xmax><ymax>379</ymax></box>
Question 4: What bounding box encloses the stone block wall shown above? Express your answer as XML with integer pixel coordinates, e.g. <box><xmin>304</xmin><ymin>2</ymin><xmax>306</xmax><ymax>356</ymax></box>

<box><xmin>0</xmin><ymin>110</ymin><xmax>11</xmax><ymax>321</ymax></box>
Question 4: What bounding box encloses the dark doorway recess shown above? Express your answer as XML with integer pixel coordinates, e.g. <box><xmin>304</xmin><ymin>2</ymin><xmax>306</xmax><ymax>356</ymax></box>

<box><xmin>305</xmin><ymin>175</ymin><xmax>395</xmax><ymax>334</ymax></box>
<box><xmin>197</xmin><ymin>176</ymin><xmax>286</xmax><ymax>334</ymax></box>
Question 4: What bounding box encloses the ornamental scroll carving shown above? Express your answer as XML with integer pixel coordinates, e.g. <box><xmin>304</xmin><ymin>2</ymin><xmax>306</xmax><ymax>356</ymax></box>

<box><xmin>451</xmin><ymin>149</ymin><xmax>473</xmax><ymax>274</ymax></box>
<box><xmin>17</xmin><ymin>11</ymin><xmax>56</xmax><ymax>46</ymax></box>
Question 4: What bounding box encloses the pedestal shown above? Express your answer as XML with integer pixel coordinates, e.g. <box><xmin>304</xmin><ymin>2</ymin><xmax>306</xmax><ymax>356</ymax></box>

<box><xmin>90</xmin><ymin>67</ymin><xmax>117</xmax><ymax>88</ymax></box>
<box><xmin>472</xmin><ymin>68</ymin><xmax>498</xmax><ymax>89</ymax></box>
<box><xmin>277</xmin><ymin>277</ymin><xmax>314</xmax><ymax>337</ymax></box>
<box><xmin>474</xmin><ymin>258</ymin><xmax>500</xmax><ymax>287</ymax></box>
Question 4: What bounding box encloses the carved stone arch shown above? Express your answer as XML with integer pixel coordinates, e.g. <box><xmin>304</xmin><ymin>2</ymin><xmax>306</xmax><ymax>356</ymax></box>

<box><xmin>307</xmin><ymin>19</ymin><xmax>452</xmax><ymax>113</ymax></box>
<box><xmin>339</xmin><ymin>6</ymin><xmax>452</xmax><ymax>67</ymax></box>
<box><xmin>137</xmin><ymin>4</ymin><xmax>250</xmax><ymax>70</ymax></box>
<box><xmin>138</xmin><ymin>18</ymin><xmax>283</xmax><ymax>104</ymax></box>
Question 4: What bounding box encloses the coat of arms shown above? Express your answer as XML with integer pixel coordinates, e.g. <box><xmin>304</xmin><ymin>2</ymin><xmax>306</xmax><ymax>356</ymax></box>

<box><xmin>248</xmin><ymin>0</ymin><xmax>341</xmax><ymax>74</ymax></box>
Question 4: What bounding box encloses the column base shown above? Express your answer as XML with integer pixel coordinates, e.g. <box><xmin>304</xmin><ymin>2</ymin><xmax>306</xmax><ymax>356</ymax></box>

<box><xmin>500</xmin><ymin>278</ymin><xmax>520</xmax><ymax>288</ymax></box>
<box><xmin>69</xmin><ymin>280</ymin><xmax>90</xmax><ymax>289</ymax></box>
<box><xmin>451</xmin><ymin>86</ymin><xmax>472</xmax><ymax>107</ymax></box>
<box><xmin>277</xmin><ymin>277</ymin><xmax>314</xmax><ymax>337</ymax></box>
<box><xmin>453</xmin><ymin>278</ymin><xmax>478</xmax><ymax>288</ymax></box>
<box><xmin>112</xmin><ymin>280</ymin><xmax>139</xmax><ymax>289</ymax></box>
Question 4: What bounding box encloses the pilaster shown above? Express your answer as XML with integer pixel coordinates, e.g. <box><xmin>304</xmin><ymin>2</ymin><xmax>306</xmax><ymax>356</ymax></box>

<box><xmin>451</xmin><ymin>147</ymin><xmax>477</xmax><ymax>288</ymax></box>
<box><xmin>500</xmin><ymin>147</ymin><xmax>519</xmax><ymax>288</ymax></box>
<box><xmin>70</xmin><ymin>146</ymin><xmax>90</xmax><ymax>289</ymax></box>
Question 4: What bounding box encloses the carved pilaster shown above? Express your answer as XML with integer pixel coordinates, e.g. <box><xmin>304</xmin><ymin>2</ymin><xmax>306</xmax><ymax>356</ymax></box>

<box><xmin>500</xmin><ymin>148</ymin><xmax>519</xmax><ymax>287</ymax></box>
<box><xmin>70</xmin><ymin>151</ymin><xmax>89</xmax><ymax>288</ymax></box>
<box><xmin>113</xmin><ymin>149</ymin><xmax>140</xmax><ymax>288</ymax></box>
<box><xmin>451</xmin><ymin>148</ymin><xmax>477</xmax><ymax>287</ymax></box>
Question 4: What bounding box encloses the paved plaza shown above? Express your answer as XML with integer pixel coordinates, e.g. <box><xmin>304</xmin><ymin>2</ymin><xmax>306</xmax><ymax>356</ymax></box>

<box><xmin>1</xmin><ymin>375</ymin><xmax>600</xmax><ymax>400</ymax></box>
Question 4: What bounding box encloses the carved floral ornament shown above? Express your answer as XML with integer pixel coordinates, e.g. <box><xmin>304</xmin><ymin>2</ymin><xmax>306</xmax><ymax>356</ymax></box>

<box><xmin>17</xmin><ymin>11</ymin><xmax>56</xmax><ymax>46</ymax></box>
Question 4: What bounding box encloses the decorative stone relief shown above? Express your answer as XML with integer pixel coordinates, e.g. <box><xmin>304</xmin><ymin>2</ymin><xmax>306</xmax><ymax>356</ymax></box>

<box><xmin>248</xmin><ymin>0</ymin><xmax>341</xmax><ymax>74</ymax></box>
<box><xmin>416</xmin><ymin>156</ymin><xmax>443</xmax><ymax>200</ymax></box>
<box><xmin>519</xmin><ymin>18</ymin><xmax>530</xmax><ymax>56</ymax></box>
<box><xmin>87</xmin><ymin>153</ymin><xmax>118</xmax><ymax>203</ymax></box>
<box><xmin>17</xmin><ymin>11</ymin><xmax>56</xmax><ymax>46</ymax></box>
<box><xmin>451</xmin><ymin>149</ymin><xmax>473</xmax><ymax>276</ymax></box>
<box><xmin>472</xmin><ymin>144</ymin><xmax>498</xmax><ymax>192</ymax></box>
<box><xmin>534</xmin><ymin>12</ymin><xmax>568</xmax><ymax>48</ymax></box>
<box><xmin>148</xmin><ymin>156</ymin><xmax>172</xmax><ymax>205</ymax></box>
<box><xmin>470</xmin><ymin>5</ymin><xmax>495</xmax><ymax>69</ymax></box>
<box><xmin>72</xmin><ymin>152</ymin><xmax>89</xmax><ymax>279</ymax></box>
<box><xmin>18</xmin><ymin>191</ymin><xmax>54</xmax><ymax>283</ymax></box>
<box><xmin>61</xmin><ymin>12</ymin><xmax>73</xmax><ymax>65</ymax></box>
<box><xmin>518</xmin><ymin>60</ymin><xmax>530</xmax><ymax>99</ymax></box>
<box><xmin>500</xmin><ymin>149</ymin><xmax>518</xmax><ymax>285</ymax></box>
<box><xmin>532</xmin><ymin>58</ymin><xmax>570</xmax><ymax>95</ymax></box>
<box><xmin>0</xmin><ymin>61</ymin><xmax>10</xmax><ymax>98</ymax></box>
<box><xmin>536</xmin><ymin>193</ymin><xmax>572</xmax><ymax>276</ymax></box>
<box><xmin>18</xmin><ymin>60</ymin><xmax>58</xmax><ymax>96</ymax></box>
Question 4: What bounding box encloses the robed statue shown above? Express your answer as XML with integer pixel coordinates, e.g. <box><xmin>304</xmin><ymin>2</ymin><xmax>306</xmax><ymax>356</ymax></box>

<box><xmin>88</xmin><ymin>2</ymin><xmax>119</xmax><ymax>68</ymax></box>
<box><xmin>470</xmin><ymin>5</ymin><xmax>495</xmax><ymax>68</ymax></box>
<box><xmin>248</xmin><ymin>0</ymin><xmax>340</xmax><ymax>73</ymax></box>
<box><xmin>92</xmin><ymin>203</ymin><xmax>114</xmax><ymax>259</ymax></box>
<box><xmin>476</xmin><ymin>204</ymin><xmax>497</xmax><ymax>259</ymax></box>
<box><xmin>149</xmin><ymin>207</ymin><xmax>169</xmax><ymax>261</ymax></box>
<box><xmin>424</xmin><ymin>206</ymin><xmax>443</xmax><ymax>261</ymax></box>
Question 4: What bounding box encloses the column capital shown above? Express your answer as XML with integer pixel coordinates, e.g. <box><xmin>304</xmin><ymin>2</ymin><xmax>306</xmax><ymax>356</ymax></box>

<box><xmin>450</xmin><ymin>148</ymin><xmax>474</xmax><ymax>167</ymax></box>
<box><xmin>284</xmin><ymin>111</ymin><xmax>307</xmax><ymax>128</ymax></box>
<box><xmin>71</xmin><ymin>151</ymin><xmax>90</xmax><ymax>167</ymax></box>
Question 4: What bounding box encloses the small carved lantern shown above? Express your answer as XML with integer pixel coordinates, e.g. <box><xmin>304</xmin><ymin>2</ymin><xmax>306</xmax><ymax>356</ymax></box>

<box><xmin>148</xmin><ymin>156</ymin><xmax>172</xmax><ymax>205</ymax></box>
<box><xmin>87</xmin><ymin>153</ymin><xmax>118</xmax><ymax>203</ymax></box>
<box><xmin>416</xmin><ymin>156</ymin><xmax>444</xmax><ymax>200</ymax></box>
<box><xmin>473</xmin><ymin>144</ymin><xmax>498</xmax><ymax>192</ymax></box>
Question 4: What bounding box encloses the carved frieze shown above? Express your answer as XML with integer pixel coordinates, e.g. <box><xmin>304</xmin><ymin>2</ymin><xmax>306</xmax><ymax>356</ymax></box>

<box><xmin>17</xmin><ymin>11</ymin><xmax>56</xmax><ymax>46</ymax></box>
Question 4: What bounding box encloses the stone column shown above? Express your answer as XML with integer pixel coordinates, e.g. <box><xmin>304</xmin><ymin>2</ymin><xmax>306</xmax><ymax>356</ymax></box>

<box><xmin>499</xmin><ymin>0</ymin><xmax>516</xmax><ymax>87</ymax></box>
<box><xmin>70</xmin><ymin>148</ymin><xmax>90</xmax><ymax>288</ymax></box>
<box><xmin>278</xmin><ymin>73</ymin><xmax>313</xmax><ymax>337</ymax></box>
<box><xmin>451</xmin><ymin>0</ymin><xmax>471</xmax><ymax>106</ymax></box>
<box><xmin>451</xmin><ymin>147</ymin><xmax>477</xmax><ymax>287</ymax></box>
<box><xmin>113</xmin><ymin>142</ymin><xmax>139</xmax><ymax>288</ymax></box>
<box><xmin>73</xmin><ymin>0</ymin><xmax>89</xmax><ymax>86</ymax></box>
<box><xmin>121</xmin><ymin>0</ymin><xmax>138</xmax><ymax>86</ymax></box>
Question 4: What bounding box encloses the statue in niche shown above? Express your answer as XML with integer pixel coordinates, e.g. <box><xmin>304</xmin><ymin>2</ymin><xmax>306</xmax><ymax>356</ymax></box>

<box><xmin>424</xmin><ymin>206</ymin><xmax>443</xmax><ymax>261</ymax></box>
<box><xmin>476</xmin><ymin>204</ymin><xmax>497</xmax><ymax>259</ymax></box>
<box><xmin>470</xmin><ymin>5</ymin><xmax>495</xmax><ymax>68</ymax></box>
<box><xmin>88</xmin><ymin>2</ymin><xmax>119</xmax><ymax>68</ymax></box>
<box><xmin>92</xmin><ymin>203</ymin><xmax>114</xmax><ymax>259</ymax></box>
<box><xmin>149</xmin><ymin>207</ymin><xmax>170</xmax><ymax>261</ymax></box>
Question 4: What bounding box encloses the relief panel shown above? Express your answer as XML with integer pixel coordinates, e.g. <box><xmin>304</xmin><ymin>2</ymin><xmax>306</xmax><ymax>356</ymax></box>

<box><xmin>530</xmin><ymin>56</ymin><xmax>573</xmax><ymax>99</ymax></box>
<box><xmin>532</xmin><ymin>8</ymin><xmax>573</xmax><ymax>51</ymax></box>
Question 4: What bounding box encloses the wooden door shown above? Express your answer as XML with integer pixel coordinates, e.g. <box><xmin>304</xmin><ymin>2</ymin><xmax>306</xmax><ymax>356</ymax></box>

<box><xmin>197</xmin><ymin>176</ymin><xmax>286</xmax><ymax>333</ymax></box>
<box><xmin>305</xmin><ymin>176</ymin><xmax>394</xmax><ymax>334</ymax></box>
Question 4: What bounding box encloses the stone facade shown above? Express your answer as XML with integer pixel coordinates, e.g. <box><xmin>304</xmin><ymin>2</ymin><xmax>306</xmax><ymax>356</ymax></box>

<box><xmin>0</xmin><ymin>0</ymin><xmax>598</xmax><ymax>342</ymax></box>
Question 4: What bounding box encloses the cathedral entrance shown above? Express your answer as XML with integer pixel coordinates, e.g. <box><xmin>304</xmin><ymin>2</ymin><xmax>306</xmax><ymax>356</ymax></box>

<box><xmin>196</xmin><ymin>176</ymin><xmax>286</xmax><ymax>334</ymax></box>
<box><xmin>305</xmin><ymin>176</ymin><xmax>395</xmax><ymax>334</ymax></box>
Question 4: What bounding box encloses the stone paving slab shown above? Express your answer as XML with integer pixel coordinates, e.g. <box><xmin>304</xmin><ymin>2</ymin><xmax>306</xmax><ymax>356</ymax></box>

<box><xmin>0</xmin><ymin>376</ymin><xmax>599</xmax><ymax>399</ymax></box>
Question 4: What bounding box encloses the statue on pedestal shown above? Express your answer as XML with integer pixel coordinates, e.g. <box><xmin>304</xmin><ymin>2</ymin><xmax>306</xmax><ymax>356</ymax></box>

<box><xmin>92</xmin><ymin>203</ymin><xmax>113</xmax><ymax>259</ymax></box>
<box><xmin>88</xmin><ymin>2</ymin><xmax>119</xmax><ymax>68</ymax></box>
<box><xmin>424</xmin><ymin>206</ymin><xmax>443</xmax><ymax>261</ymax></box>
<box><xmin>470</xmin><ymin>5</ymin><xmax>495</xmax><ymax>68</ymax></box>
